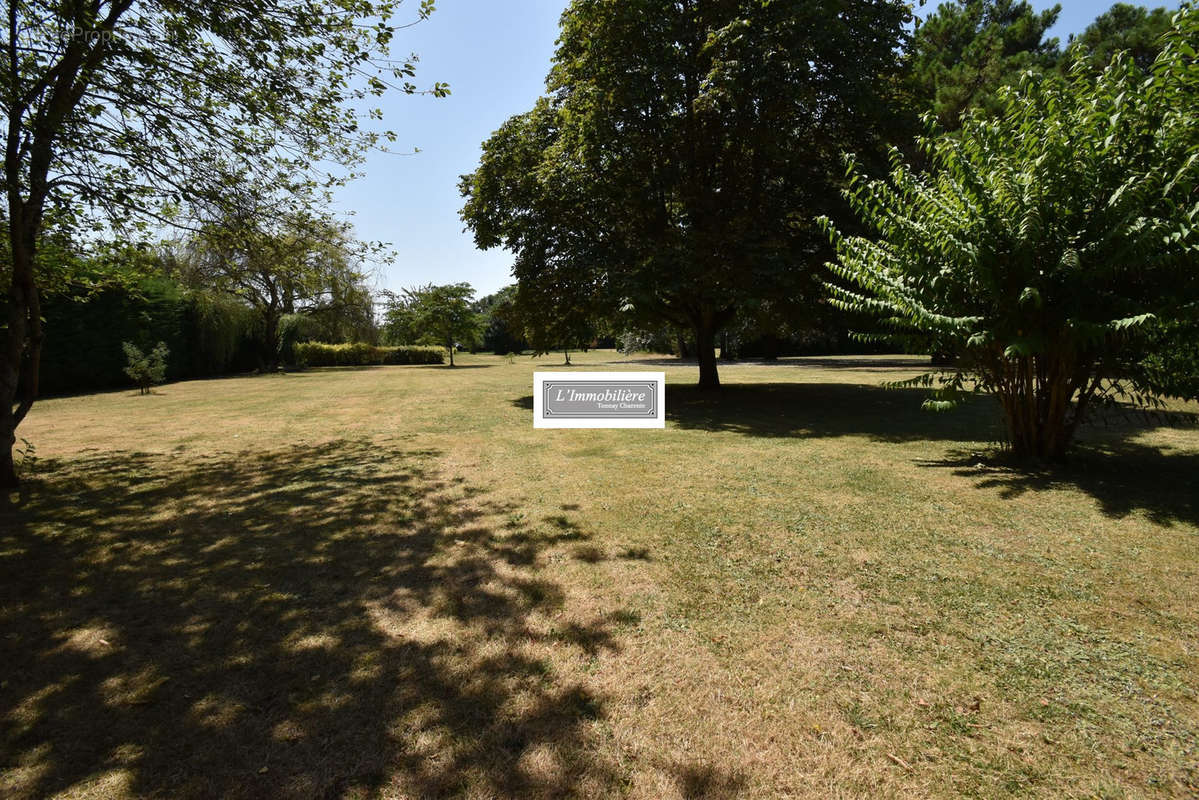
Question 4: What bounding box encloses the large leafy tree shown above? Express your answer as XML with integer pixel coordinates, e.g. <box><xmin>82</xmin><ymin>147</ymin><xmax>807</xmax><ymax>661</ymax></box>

<box><xmin>173</xmin><ymin>208</ymin><xmax>381</xmax><ymax>370</ymax></box>
<box><xmin>460</xmin><ymin>98</ymin><xmax>610</xmax><ymax>362</ymax></box>
<box><xmin>474</xmin><ymin>285</ymin><xmax>529</xmax><ymax>356</ymax></box>
<box><xmin>1</xmin><ymin>0</ymin><xmax>446</xmax><ymax>487</ymax></box>
<box><xmin>1066</xmin><ymin>3</ymin><xmax>1173</xmax><ymax>72</ymax></box>
<box><xmin>462</xmin><ymin>0</ymin><xmax>910</xmax><ymax>388</ymax></box>
<box><xmin>395</xmin><ymin>283</ymin><xmax>482</xmax><ymax>367</ymax></box>
<box><xmin>909</xmin><ymin>0</ymin><xmax>1061</xmax><ymax>130</ymax></box>
<box><xmin>821</xmin><ymin>8</ymin><xmax>1199</xmax><ymax>461</ymax></box>
<box><xmin>508</xmin><ymin>276</ymin><xmax>601</xmax><ymax>366</ymax></box>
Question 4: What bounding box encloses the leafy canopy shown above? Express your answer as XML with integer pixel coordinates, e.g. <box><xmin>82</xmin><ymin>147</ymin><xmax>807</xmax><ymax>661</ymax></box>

<box><xmin>462</xmin><ymin>0</ymin><xmax>910</xmax><ymax>387</ymax></box>
<box><xmin>821</xmin><ymin>7</ymin><xmax>1199</xmax><ymax>458</ymax></box>
<box><xmin>909</xmin><ymin>0</ymin><xmax>1061</xmax><ymax>129</ymax></box>
<box><xmin>1067</xmin><ymin>3</ymin><xmax>1174</xmax><ymax>73</ymax></box>
<box><xmin>2</xmin><ymin>0</ymin><xmax>445</xmax><ymax>485</ymax></box>
<box><xmin>171</xmin><ymin>208</ymin><xmax>382</xmax><ymax>368</ymax></box>
<box><xmin>122</xmin><ymin>341</ymin><xmax>170</xmax><ymax>395</ymax></box>
<box><xmin>5</xmin><ymin>0</ymin><xmax>448</xmax><ymax>231</ymax></box>
<box><xmin>398</xmin><ymin>283</ymin><xmax>483</xmax><ymax>367</ymax></box>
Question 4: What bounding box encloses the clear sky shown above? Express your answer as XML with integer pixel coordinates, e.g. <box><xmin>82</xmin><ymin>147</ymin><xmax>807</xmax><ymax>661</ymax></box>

<box><xmin>334</xmin><ymin>1</ymin><xmax>1159</xmax><ymax>298</ymax></box>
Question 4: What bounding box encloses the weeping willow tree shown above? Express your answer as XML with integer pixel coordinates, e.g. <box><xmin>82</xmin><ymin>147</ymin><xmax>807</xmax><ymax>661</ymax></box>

<box><xmin>820</xmin><ymin>7</ymin><xmax>1199</xmax><ymax>460</ymax></box>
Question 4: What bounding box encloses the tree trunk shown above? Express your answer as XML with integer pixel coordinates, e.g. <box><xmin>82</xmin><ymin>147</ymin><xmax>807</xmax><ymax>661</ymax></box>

<box><xmin>1004</xmin><ymin>410</ymin><xmax>1072</xmax><ymax>461</ymax></box>
<box><xmin>447</xmin><ymin>338</ymin><xmax>455</xmax><ymax>366</ymax></box>
<box><xmin>563</xmin><ymin>348</ymin><xmax>571</xmax><ymax>365</ymax></box>
<box><xmin>695</xmin><ymin>320</ymin><xmax>720</xmax><ymax>390</ymax></box>
<box><xmin>676</xmin><ymin>333</ymin><xmax>691</xmax><ymax>360</ymax></box>
<box><xmin>1</xmin><ymin>209</ymin><xmax>45</xmax><ymax>490</ymax></box>
<box><xmin>260</xmin><ymin>309</ymin><xmax>281</xmax><ymax>372</ymax></box>
<box><xmin>999</xmin><ymin>358</ymin><xmax>1080</xmax><ymax>461</ymax></box>
<box><xmin>0</xmin><ymin>417</ymin><xmax>18</xmax><ymax>490</ymax></box>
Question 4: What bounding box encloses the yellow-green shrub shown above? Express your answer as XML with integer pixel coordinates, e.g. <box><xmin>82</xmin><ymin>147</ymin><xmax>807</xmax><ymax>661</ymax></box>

<box><xmin>293</xmin><ymin>342</ymin><xmax>444</xmax><ymax>367</ymax></box>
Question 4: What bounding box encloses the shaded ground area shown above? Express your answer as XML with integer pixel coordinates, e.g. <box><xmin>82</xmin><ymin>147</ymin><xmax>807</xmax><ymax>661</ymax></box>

<box><xmin>920</xmin><ymin>440</ymin><xmax>1199</xmax><ymax>527</ymax></box>
<box><xmin>514</xmin><ymin>381</ymin><xmax>1004</xmax><ymax>444</ymax></box>
<box><xmin>519</xmin><ymin>378</ymin><xmax>1196</xmax><ymax>527</ymax></box>
<box><xmin>665</xmin><ymin>382</ymin><xmax>1003</xmax><ymax>443</ymax></box>
<box><xmin>0</xmin><ymin>441</ymin><xmax>623</xmax><ymax>799</ymax></box>
<box><xmin>595</xmin><ymin>355</ymin><xmax>933</xmax><ymax>371</ymax></box>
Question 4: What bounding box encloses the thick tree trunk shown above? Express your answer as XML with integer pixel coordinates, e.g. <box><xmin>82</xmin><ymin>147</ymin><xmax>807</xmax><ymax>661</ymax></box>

<box><xmin>1004</xmin><ymin>409</ymin><xmax>1072</xmax><ymax>461</ymax></box>
<box><xmin>695</xmin><ymin>320</ymin><xmax>720</xmax><ymax>390</ymax></box>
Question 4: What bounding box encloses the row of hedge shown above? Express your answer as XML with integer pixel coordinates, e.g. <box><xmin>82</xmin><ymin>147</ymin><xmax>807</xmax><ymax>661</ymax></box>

<box><xmin>294</xmin><ymin>342</ymin><xmax>445</xmax><ymax>367</ymax></box>
<box><xmin>36</xmin><ymin>278</ymin><xmax>261</xmax><ymax>396</ymax></box>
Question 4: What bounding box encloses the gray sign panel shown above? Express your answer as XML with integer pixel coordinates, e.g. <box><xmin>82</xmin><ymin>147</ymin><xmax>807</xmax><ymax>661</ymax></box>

<box><xmin>542</xmin><ymin>380</ymin><xmax>659</xmax><ymax>418</ymax></box>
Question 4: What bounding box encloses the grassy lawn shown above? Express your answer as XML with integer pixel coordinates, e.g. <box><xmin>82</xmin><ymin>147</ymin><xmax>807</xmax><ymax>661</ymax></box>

<box><xmin>2</xmin><ymin>351</ymin><xmax>1196</xmax><ymax>799</ymax></box>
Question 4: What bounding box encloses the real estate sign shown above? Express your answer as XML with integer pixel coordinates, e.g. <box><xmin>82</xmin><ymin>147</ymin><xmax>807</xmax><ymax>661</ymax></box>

<box><xmin>533</xmin><ymin>372</ymin><xmax>666</xmax><ymax>429</ymax></box>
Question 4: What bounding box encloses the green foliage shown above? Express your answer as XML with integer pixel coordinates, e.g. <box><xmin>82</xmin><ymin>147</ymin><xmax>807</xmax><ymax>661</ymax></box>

<box><xmin>391</xmin><ymin>283</ymin><xmax>483</xmax><ymax>366</ymax></box>
<box><xmin>277</xmin><ymin>314</ymin><xmax>319</xmax><ymax>368</ymax></box>
<box><xmin>821</xmin><ymin>7</ymin><xmax>1199</xmax><ymax>459</ymax></box>
<box><xmin>1135</xmin><ymin>319</ymin><xmax>1199</xmax><ymax>400</ymax></box>
<box><xmin>292</xmin><ymin>342</ymin><xmax>443</xmax><ymax>367</ymax></box>
<box><xmin>39</xmin><ymin>277</ymin><xmax>186</xmax><ymax>394</ymax></box>
<box><xmin>2</xmin><ymin>0</ymin><xmax>444</xmax><ymax>484</ymax></box>
<box><xmin>461</xmin><ymin>0</ymin><xmax>911</xmax><ymax>387</ymax></box>
<box><xmin>910</xmin><ymin>0</ymin><xmax>1062</xmax><ymax>129</ymax></box>
<box><xmin>1067</xmin><ymin>3</ymin><xmax>1174</xmax><ymax>73</ymax></box>
<box><xmin>508</xmin><ymin>279</ymin><xmax>598</xmax><ymax>362</ymax></box>
<box><xmin>176</xmin><ymin>211</ymin><xmax>383</xmax><ymax>370</ymax></box>
<box><xmin>379</xmin><ymin>291</ymin><xmax>426</xmax><ymax>346</ymax></box>
<box><xmin>36</xmin><ymin>271</ymin><xmax>260</xmax><ymax>396</ymax></box>
<box><xmin>13</xmin><ymin>437</ymin><xmax>38</xmax><ymax>479</ymax></box>
<box><xmin>473</xmin><ymin>286</ymin><xmax>528</xmax><ymax>356</ymax></box>
<box><xmin>6</xmin><ymin>2</ymin><xmax>445</xmax><ymax>234</ymax></box>
<box><xmin>186</xmin><ymin>291</ymin><xmax>259</xmax><ymax>377</ymax></box>
<box><xmin>617</xmin><ymin>331</ymin><xmax>645</xmax><ymax>357</ymax></box>
<box><xmin>123</xmin><ymin>341</ymin><xmax>170</xmax><ymax>395</ymax></box>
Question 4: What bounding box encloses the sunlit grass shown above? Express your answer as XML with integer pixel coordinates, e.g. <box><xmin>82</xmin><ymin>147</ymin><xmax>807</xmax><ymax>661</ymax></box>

<box><xmin>2</xmin><ymin>351</ymin><xmax>1196</xmax><ymax>798</ymax></box>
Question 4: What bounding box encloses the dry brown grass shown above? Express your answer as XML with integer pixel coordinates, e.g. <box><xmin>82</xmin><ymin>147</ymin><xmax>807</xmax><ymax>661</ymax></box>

<box><xmin>2</xmin><ymin>351</ymin><xmax>1197</xmax><ymax>798</ymax></box>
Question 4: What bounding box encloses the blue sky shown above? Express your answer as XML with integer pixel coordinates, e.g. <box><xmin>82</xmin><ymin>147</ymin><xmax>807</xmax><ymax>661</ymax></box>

<box><xmin>334</xmin><ymin>1</ymin><xmax>1154</xmax><ymax>298</ymax></box>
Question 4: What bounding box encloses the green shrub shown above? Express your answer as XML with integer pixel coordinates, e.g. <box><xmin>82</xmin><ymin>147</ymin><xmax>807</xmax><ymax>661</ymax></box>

<box><xmin>292</xmin><ymin>342</ymin><xmax>444</xmax><ymax>367</ymax></box>
<box><xmin>123</xmin><ymin>341</ymin><xmax>170</xmax><ymax>394</ymax></box>
<box><xmin>820</xmin><ymin>11</ymin><xmax>1199</xmax><ymax>460</ymax></box>
<box><xmin>379</xmin><ymin>346</ymin><xmax>445</xmax><ymax>365</ymax></box>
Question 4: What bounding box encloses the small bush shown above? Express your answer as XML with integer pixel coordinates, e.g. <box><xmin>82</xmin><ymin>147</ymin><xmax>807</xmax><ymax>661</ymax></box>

<box><xmin>293</xmin><ymin>342</ymin><xmax>444</xmax><ymax>367</ymax></box>
<box><xmin>122</xmin><ymin>341</ymin><xmax>170</xmax><ymax>394</ymax></box>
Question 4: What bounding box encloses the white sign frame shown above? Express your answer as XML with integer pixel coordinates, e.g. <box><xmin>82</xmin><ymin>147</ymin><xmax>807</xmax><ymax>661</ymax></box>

<box><xmin>533</xmin><ymin>371</ymin><xmax>666</xmax><ymax>428</ymax></box>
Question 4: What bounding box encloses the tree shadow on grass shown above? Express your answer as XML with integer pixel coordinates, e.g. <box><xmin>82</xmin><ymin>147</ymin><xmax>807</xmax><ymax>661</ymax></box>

<box><xmin>673</xmin><ymin>382</ymin><xmax>1197</xmax><ymax>526</ymax></box>
<box><xmin>671</xmin><ymin>760</ymin><xmax>747</xmax><ymax>799</ymax></box>
<box><xmin>665</xmin><ymin>383</ymin><xmax>1004</xmax><ymax>443</ymax></box>
<box><xmin>411</xmin><ymin>364</ymin><xmax>495</xmax><ymax>370</ymax></box>
<box><xmin>595</xmin><ymin>355</ymin><xmax>931</xmax><ymax>372</ymax></box>
<box><xmin>513</xmin><ymin>381</ymin><xmax>1001</xmax><ymax>444</ymax></box>
<box><xmin>0</xmin><ymin>441</ymin><xmax>624</xmax><ymax>799</ymax></box>
<box><xmin>918</xmin><ymin>437</ymin><xmax>1199</xmax><ymax>527</ymax></box>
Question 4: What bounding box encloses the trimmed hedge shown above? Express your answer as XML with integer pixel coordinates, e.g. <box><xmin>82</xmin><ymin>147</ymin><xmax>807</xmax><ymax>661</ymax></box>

<box><xmin>34</xmin><ymin>278</ymin><xmax>260</xmax><ymax>396</ymax></box>
<box><xmin>294</xmin><ymin>342</ymin><xmax>445</xmax><ymax>367</ymax></box>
